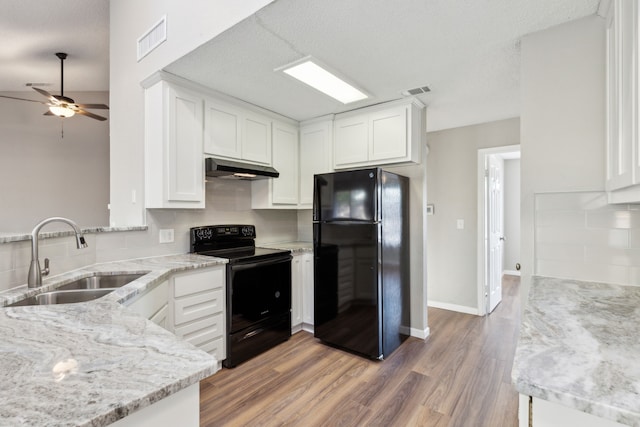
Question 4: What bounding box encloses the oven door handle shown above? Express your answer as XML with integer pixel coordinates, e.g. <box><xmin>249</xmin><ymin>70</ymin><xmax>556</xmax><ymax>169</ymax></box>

<box><xmin>230</xmin><ymin>256</ymin><xmax>291</xmax><ymax>271</ymax></box>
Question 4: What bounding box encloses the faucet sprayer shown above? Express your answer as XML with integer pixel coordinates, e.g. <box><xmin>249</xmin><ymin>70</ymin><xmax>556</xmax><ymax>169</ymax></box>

<box><xmin>28</xmin><ymin>217</ymin><xmax>88</xmax><ymax>288</ymax></box>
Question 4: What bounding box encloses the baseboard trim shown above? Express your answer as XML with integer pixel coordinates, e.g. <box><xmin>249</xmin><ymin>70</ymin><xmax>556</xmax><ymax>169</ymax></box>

<box><xmin>402</xmin><ymin>325</ymin><xmax>430</xmax><ymax>340</ymax></box>
<box><xmin>503</xmin><ymin>270</ymin><xmax>521</xmax><ymax>277</ymax></box>
<box><xmin>428</xmin><ymin>300</ymin><xmax>480</xmax><ymax>315</ymax></box>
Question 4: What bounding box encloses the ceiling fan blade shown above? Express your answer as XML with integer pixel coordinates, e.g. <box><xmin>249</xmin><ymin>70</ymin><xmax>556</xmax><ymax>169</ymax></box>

<box><xmin>0</xmin><ymin>94</ymin><xmax>46</xmax><ymax>104</ymax></box>
<box><xmin>75</xmin><ymin>109</ymin><xmax>107</xmax><ymax>121</ymax></box>
<box><xmin>32</xmin><ymin>87</ymin><xmax>59</xmax><ymax>104</ymax></box>
<box><xmin>43</xmin><ymin>110</ymin><xmax>54</xmax><ymax>116</ymax></box>
<box><xmin>75</xmin><ymin>103</ymin><xmax>109</xmax><ymax>110</ymax></box>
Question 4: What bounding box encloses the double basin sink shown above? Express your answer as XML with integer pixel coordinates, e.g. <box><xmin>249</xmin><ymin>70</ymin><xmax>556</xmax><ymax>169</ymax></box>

<box><xmin>7</xmin><ymin>273</ymin><xmax>147</xmax><ymax>307</ymax></box>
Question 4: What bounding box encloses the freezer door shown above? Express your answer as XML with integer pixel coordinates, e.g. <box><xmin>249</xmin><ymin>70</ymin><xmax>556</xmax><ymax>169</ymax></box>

<box><xmin>313</xmin><ymin>169</ymin><xmax>378</xmax><ymax>222</ymax></box>
<box><xmin>313</xmin><ymin>222</ymin><xmax>381</xmax><ymax>358</ymax></box>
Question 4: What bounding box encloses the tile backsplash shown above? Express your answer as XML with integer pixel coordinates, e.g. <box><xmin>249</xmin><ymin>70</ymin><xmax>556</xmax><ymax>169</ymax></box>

<box><xmin>0</xmin><ymin>180</ymin><xmax>301</xmax><ymax>292</ymax></box>
<box><xmin>535</xmin><ymin>191</ymin><xmax>640</xmax><ymax>285</ymax></box>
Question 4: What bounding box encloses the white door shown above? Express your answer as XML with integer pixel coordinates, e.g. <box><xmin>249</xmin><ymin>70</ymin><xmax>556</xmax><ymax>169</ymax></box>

<box><xmin>487</xmin><ymin>155</ymin><xmax>504</xmax><ymax>313</ymax></box>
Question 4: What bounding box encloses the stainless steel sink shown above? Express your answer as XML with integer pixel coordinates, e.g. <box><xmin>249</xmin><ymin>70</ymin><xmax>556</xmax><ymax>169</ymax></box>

<box><xmin>5</xmin><ymin>272</ymin><xmax>149</xmax><ymax>307</ymax></box>
<box><xmin>7</xmin><ymin>289</ymin><xmax>114</xmax><ymax>307</ymax></box>
<box><xmin>56</xmin><ymin>273</ymin><xmax>147</xmax><ymax>291</ymax></box>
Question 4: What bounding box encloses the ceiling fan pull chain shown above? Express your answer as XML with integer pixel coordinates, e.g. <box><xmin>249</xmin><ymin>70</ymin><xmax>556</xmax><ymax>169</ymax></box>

<box><xmin>61</xmin><ymin>119</ymin><xmax>64</xmax><ymax>139</ymax></box>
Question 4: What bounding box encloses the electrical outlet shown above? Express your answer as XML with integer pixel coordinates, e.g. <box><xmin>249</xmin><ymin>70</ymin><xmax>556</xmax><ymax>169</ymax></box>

<box><xmin>159</xmin><ymin>229</ymin><xmax>174</xmax><ymax>243</ymax></box>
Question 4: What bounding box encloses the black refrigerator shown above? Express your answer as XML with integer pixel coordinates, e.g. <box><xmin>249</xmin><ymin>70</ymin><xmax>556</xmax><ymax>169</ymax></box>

<box><xmin>313</xmin><ymin>168</ymin><xmax>410</xmax><ymax>360</ymax></box>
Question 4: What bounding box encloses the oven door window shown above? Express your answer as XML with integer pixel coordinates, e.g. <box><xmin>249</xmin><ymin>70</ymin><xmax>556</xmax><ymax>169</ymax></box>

<box><xmin>229</xmin><ymin>257</ymin><xmax>292</xmax><ymax>333</ymax></box>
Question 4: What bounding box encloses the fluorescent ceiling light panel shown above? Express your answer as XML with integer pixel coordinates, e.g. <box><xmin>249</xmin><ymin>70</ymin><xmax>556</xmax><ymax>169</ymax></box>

<box><xmin>281</xmin><ymin>59</ymin><xmax>367</xmax><ymax>104</ymax></box>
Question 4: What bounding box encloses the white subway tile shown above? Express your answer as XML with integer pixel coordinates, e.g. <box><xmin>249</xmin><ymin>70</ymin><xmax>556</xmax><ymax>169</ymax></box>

<box><xmin>535</xmin><ymin>259</ymin><xmax>586</xmax><ymax>279</ymax></box>
<box><xmin>584</xmin><ymin>246</ymin><xmax>640</xmax><ymax>267</ymax></box>
<box><xmin>586</xmin><ymin>209</ymin><xmax>640</xmax><ymax>229</ymax></box>
<box><xmin>536</xmin><ymin>243</ymin><xmax>584</xmax><ymax>263</ymax></box>
<box><xmin>628</xmin><ymin>229</ymin><xmax>640</xmax><ymax>248</ymax></box>
<box><xmin>95</xmin><ymin>233</ymin><xmax>128</xmax><ymax>251</ymax></box>
<box><xmin>535</xmin><ymin>210</ymin><xmax>586</xmax><ymax>228</ymax></box>
<box><xmin>536</xmin><ymin>259</ymin><xmax>631</xmax><ymax>285</ymax></box>
<box><xmin>535</xmin><ymin>192</ymin><xmax>609</xmax><ymax>211</ymax></box>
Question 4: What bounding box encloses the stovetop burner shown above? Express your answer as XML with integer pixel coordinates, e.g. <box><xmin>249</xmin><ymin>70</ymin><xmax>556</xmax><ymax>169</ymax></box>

<box><xmin>189</xmin><ymin>225</ymin><xmax>290</xmax><ymax>263</ymax></box>
<box><xmin>197</xmin><ymin>246</ymin><xmax>290</xmax><ymax>262</ymax></box>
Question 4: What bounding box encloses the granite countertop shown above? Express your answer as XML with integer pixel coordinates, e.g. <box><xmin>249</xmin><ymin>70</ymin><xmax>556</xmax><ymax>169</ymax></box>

<box><xmin>0</xmin><ymin>254</ymin><xmax>227</xmax><ymax>426</ymax></box>
<box><xmin>512</xmin><ymin>275</ymin><xmax>640</xmax><ymax>426</ymax></box>
<box><xmin>261</xmin><ymin>241</ymin><xmax>312</xmax><ymax>254</ymax></box>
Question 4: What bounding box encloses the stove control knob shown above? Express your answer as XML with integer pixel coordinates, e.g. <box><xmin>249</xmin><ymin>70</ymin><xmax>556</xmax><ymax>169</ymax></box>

<box><xmin>241</xmin><ymin>226</ymin><xmax>252</xmax><ymax>237</ymax></box>
<box><xmin>196</xmin><ymin>228</ymin><xmax>213</xmax><ymax>240</ymax></box>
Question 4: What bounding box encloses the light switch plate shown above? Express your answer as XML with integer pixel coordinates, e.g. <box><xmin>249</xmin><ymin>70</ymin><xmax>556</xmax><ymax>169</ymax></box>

<box><xmin>159</xmin><ymin>229</ymin><xmax>174</xmax><ymax>243</ymax></box>
<box><xmin>457</xmin><ymin>219</ymin><xmax>464</xmax><ymax>230</ymax></box>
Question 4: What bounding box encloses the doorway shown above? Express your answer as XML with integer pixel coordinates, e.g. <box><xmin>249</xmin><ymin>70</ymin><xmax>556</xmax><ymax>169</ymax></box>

<box><xmin>476</xmin><ymin>145</ymin><xmax>520</xmax><ymax>315</ymax></box>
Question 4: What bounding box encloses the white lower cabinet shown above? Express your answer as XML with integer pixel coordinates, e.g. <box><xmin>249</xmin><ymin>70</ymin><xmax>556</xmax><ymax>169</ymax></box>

<box><xmin>301</xmin><ymin>253</ymin><xmax>314</xmax><ymax>330</ymax></box>
<box><xmin>291</xmin><ymin>255</ymin><xmax>304</xmax><ymax>332</ymax></box>
<box><xmin>291</xmin><ymin>252</ymin><xmax>314</xmax><ymax>334</ymax></box>
<box><xmin>171</xmin><ymin>267</ymin><xmax>226</xmax><ymax>363</ymax></box>
<box><xmin>124</xmin><ymin>280</ymin><xmax>169</xmax><ymax>329</ymax></box>
<box><xmin>518</xmin><ymin>395</ymin><xmax>626</xmax><ymax>427</ymax></box>
<box><xmin>111</xmin><ymin>383</ymin><xmax>200</xmax><ymax>427</ymax></box>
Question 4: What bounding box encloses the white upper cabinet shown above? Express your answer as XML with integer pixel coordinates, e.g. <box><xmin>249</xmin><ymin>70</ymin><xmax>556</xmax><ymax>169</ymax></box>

<box><xmin>333</xmin><ymin>98</ymin><xmax>425</xmax><ymax>169</ymax></box>
<box><xmin>252</xmin><ymin>120</ymin><xmax>299</xmax><ymax>208</ymax></box>
<box><xmin>334</xmin><ymin>114</ymin><xmax>369</xmax><ymax>166</ymax></box>
<box><xmin>299</xmin><ymin>119</ymin><xmax>333</xmax><ymax>208</ymax></box>
<box><xmin>606</xmin><ymin>0</ymin><xmax>640</xmax><ymax>203</ymax></box>
<box><xmin>242</xmin><ymin>112</ymin><xmax>272</xmax><ymax>165</ymax></box>
<box><xmin>204</xmin><ymin>99</ymin><xmax>242</xmax><ymax>159</ymax></box>
<box><xmin>204</xmin><ymin>97</ymin><xmax>272</xmax><ymax>166</ymax></box>
<box><xmin>369</xmin><ymin>105</ymin><xmax>408</xmax><ymax>161</ymax></box>
<box><xmin>144</xmin><ymin>80</ymin><xmax>205</xmax><ymax>209</ymax></box>
<box><xmin>271</xmin><ymin>121</ymin><xmax>299</xmax><ymax>204</ymax></box>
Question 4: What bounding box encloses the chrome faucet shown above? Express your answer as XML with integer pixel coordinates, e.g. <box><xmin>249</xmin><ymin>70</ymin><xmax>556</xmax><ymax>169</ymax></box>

<box><xmin>28</xmin><ymin>217</ymin><xmax>88</xmax><ymax>288</ymax></box>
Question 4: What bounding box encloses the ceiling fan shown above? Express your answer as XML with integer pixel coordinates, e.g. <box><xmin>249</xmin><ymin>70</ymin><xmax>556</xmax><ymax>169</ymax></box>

<box><xmin>0</xmin><ymin>52</ymin><xmax>109</xmax><ymax>121</ymax></box>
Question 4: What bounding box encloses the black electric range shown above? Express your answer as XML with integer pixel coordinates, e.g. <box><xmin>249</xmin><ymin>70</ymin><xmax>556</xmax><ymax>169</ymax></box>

<box><xmin>189</xmin><ymin>225</ymin><xmax>292</xmax><ymax>368</ymax></box>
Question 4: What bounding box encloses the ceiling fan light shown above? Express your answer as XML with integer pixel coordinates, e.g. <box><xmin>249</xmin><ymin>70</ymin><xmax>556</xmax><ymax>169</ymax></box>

<box><xmin>49</xmin><ymin>105</ymin><xmax>75</xmax><ymax>118</ymax></box>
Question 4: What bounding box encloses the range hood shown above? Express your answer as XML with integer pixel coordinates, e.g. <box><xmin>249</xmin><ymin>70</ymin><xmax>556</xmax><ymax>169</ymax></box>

<box><xmin>205</xmin><ymin>157</ymin><xmax>279</xmax><ymax>180</ymax></box>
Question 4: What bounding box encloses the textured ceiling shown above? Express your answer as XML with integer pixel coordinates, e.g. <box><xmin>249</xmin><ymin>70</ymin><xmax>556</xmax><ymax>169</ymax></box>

<box><xmin>166</xmin><ymin>0</ymin><xmax>602</xmax><ymax>131</ymax></box>
<box><xmin>0</xmin><ymin>0</ymin><xmax>109</xmax><ymax>93</ymax></box>
<box><xmin>0</xmin><ymin>0</ymin><xmax>602</xmax><ymax>132</ymax></box>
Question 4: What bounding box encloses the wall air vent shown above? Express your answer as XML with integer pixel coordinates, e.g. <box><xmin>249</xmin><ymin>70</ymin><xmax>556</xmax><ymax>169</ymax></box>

<box><xmin>401</xmin><ymin>85</ymin><xmax>431</xmax><ymax>96</ymax></box>
<box><xmin>137</xmin><ymin>16</ymin><xmax>167</xmax><ymax>62</ymax></box>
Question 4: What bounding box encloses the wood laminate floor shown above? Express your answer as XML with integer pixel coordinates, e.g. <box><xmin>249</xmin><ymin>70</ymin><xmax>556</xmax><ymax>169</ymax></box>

<box><xmin>200</xmin><ymin>275</ymin><xmax>521</xmax><ymax>427</ymax></box>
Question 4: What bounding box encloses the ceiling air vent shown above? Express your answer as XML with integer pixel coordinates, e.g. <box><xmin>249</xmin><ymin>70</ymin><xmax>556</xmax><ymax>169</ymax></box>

<box><xmin>401</xmin><ymin>86</ymin><xmax>431</xmax><ymax>96</ymax></box>
<box><xmin>137</xmin><ymin>16</ymin><xmax>167</xmax><ymax>62</ymax></box>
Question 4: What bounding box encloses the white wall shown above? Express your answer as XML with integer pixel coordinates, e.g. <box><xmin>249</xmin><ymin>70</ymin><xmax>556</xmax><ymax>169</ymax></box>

<box><xmin>521</xmin><ymin>15</ymin><xmax>605</xmax><ymax>301</ymax></box>
<box><xmin>385</xmin><ymin>161</ymin><xmax>428</xmax><ymax>338</ymax></box>
<box><xmin>109</xmin><ymin>0</ymin><xmax>274</xmax><ymax>226</ymax></box>
<box><xmin>504</xmin><ymin>159</ymin><xmax>521</xmax><ymax>273</ymax></box>
<box><xmin>0</xmin><ymin>91</ymin><xmax>109</xmax><ymax>232</ymax></box>
<box><xmin>426</xmin><ymin>117</ymin><xmax>519</xmax><ymax>312</ymax></box>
